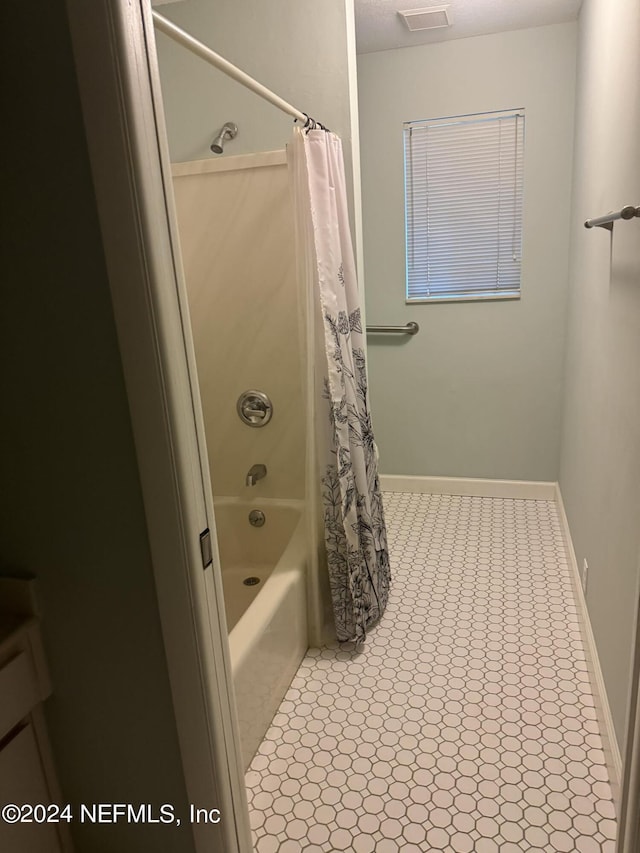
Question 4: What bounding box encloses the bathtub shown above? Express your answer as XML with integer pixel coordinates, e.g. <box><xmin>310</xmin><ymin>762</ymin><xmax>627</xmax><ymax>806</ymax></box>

<box><xmin>214</xmin><ymin>498</ymin><xmax>308</xmax><ymax>769</ymax></box>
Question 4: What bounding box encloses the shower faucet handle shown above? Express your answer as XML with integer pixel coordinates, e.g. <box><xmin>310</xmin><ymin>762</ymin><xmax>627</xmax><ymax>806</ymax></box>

<box><xmin>237</xmin><ymin>390</ymin><xmax>274</xmax><ymax>427</ymax></box>
<box><xmin>244</xmin><ymin>401</ymin><xmax>267</xmax><ymax>417</ymax></box>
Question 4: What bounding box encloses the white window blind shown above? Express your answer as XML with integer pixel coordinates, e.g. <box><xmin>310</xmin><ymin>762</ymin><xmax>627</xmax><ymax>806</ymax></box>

<box><xmin>404</xmin><ymin>109</ymin><xmax>525</xmax><ymax>302</ymax></box>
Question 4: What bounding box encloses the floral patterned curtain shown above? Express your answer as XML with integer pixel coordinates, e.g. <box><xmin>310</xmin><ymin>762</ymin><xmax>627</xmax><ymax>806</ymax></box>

<box><xmin>289</xmin><ymin>126</ymin><xmax>391</xmax><ymax>644</ymax></box>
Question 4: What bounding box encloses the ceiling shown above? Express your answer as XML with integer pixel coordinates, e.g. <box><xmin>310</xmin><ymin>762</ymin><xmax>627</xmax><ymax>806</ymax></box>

<box><xmin>355</xmin><ymin>0</ymin><xmax>582</xmax><ymax>54</ymax></box>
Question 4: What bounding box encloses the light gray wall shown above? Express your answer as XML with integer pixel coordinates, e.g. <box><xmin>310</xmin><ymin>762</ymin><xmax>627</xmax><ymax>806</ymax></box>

<box><xmin>358</xmin><ymin>24</ymin><xmax>577</xmax><ymax>480</ymax></box>
<box><xmin>155</xmin><ymin>0</ymin><xmax>354</xmax><ymax>163</ymax></box>
<box><xmin>559</xmin><ymin>0</ymin><xmax>640</xmax><ymax>748</ymax></box>
<box><xmin>0</xmin><ymin>2</ymin><xmax>196</xmax><ymax>850</ymax></box>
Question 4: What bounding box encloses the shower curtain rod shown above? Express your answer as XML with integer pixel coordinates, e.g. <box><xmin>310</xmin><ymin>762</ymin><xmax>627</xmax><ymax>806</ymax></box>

<box><xmin>152</xmin><ymin>11</ymin><xmax>325</xmax><ymax>129</ymax></box>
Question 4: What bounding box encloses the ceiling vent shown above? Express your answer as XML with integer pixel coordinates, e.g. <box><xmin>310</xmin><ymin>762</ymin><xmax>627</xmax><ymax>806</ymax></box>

<box><xmin>398</xmin><ymin>6</ymin><xmax>451</xmax><ymax>32</ymax></box>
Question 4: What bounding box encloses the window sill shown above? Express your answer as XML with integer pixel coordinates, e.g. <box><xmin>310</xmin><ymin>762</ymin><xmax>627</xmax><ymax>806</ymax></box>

<box><xmin>406</xmin><ymin>293</ymin><xmax>521</xmax><ymax>305</ymax></box>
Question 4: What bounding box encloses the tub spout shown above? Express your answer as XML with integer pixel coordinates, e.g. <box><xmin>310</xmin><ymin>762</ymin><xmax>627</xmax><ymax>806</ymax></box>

<box><xmin>246</xmin><ymin>464</ymin><xmax>267</xmax><ymax>486</ymax></box>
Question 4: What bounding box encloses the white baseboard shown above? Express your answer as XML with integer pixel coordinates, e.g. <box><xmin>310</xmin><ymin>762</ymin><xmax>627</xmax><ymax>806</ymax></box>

<box><xmin>380</xmin><ymin>474</ymin><xmax>556</xmax><ymax>501</ymax></box>
<box><xmin>554</xmin><ymin>483</ymin><xmax>622</xmax><ymax>810</ymax></box>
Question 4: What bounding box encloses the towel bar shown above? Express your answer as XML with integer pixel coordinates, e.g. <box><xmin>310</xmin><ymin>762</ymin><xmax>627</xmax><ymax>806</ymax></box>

<box><xmin>584</xmin><ymin>205</ymin><xmax>640</xmax><ymax>231</ymax></box>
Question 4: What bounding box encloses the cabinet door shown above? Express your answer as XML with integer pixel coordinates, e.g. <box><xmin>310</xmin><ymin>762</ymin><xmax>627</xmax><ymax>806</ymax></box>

<box><xmin>0</xmin><ymin>723</ymin><xmax>63</xmax><ymax>853</ymax></box>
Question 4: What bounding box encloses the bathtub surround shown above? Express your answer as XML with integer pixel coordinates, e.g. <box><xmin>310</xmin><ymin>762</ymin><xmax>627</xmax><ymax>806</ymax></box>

<box><xmin>172</xmin><ymin>153</ymin><xmax>305</xmax><ymax>503</ymax></box>
<box><xmin>290</xmin><ymin>128</ymin><xmax>390</xmax><ymax>643</ymax></box>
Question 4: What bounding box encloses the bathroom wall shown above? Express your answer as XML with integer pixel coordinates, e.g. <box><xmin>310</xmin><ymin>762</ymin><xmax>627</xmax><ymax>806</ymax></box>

<box><xmin>172</xmin><ymin>153</ymin><xmax>304</xmax><ymax>500</ymax></box>
<box><xmin>1</xmin><ymin>2</ymin><xmax>195</xmax><ymax>850</ymax></box>
<box><xmin>559</xmin><ymin>0</ymin><xmax>640</xmax><ymax>748</ymax></box>
<box><xmin>154</xmin><ymin>0</ymin><xmax>360</xmax><ymax>224</ymax></box>
<box><xmin>155</xmin><ymin>0</ymin><xmax>353</xmax><ymax>156</ymax></box>
<box><xmin>358</xmin><ymin>23</ymin><xmax>577</xmax><ymax>481</ymax></box>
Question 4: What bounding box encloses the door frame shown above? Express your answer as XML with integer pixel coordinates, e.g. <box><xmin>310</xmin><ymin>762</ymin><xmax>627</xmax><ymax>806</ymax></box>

<box><xmin>65</xmin><ymin>1</ymin><xmax>252</xmax><ymax>850</ymax></box>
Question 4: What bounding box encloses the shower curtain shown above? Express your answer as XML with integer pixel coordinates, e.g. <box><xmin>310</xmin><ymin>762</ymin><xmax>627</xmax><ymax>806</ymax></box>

<box><xmin>289</xmin><ymin>126</ymin><xmax>390</xmax><ymax>644</ymax></box>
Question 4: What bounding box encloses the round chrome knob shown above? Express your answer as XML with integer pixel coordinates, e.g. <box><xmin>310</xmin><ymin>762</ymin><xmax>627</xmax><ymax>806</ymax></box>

<box><xmin>237</xmin><ymin>390</ymin><xmax>273</xmax><ymax>427</ymax></box>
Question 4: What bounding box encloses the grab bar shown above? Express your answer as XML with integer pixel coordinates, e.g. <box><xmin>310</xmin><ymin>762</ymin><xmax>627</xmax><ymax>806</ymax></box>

<box><xmin>584</xmin><ymin>204</ymin><xmax>640</xmax><ymax>231</ymax></box>
<box><xmin>366</xmin><ymin>322</ymin><xmax>420</xmax><ymax>336</ymax></box>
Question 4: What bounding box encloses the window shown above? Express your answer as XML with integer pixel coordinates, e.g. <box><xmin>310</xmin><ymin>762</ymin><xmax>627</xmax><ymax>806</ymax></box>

<box><xmin>404</xmin><ymin>109</ymin><xmax>525</xmax><ymax>302</ymax></box>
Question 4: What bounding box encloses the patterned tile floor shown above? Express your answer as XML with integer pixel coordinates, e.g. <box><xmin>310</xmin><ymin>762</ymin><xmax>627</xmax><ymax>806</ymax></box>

<box><xmin>245</xmin><ymin>492</ymin><xmax>617</xmax><ymax>852</ymax></box>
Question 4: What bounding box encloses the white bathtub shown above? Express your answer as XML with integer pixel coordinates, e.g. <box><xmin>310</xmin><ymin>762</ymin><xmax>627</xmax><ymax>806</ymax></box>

<box><xmin>214</xmin><ymin>498</ymin><xmax>308</xmax><ymax>769</ymax></box>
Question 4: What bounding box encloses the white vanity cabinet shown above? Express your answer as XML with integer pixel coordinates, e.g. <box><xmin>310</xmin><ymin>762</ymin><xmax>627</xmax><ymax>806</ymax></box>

<box><xmin>0</xmin><ymin>580</ymin><xmax>72</xmax><ymax>852</ymax></box>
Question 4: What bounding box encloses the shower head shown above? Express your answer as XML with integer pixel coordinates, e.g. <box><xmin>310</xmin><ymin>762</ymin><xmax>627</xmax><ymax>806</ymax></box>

<box><xmin>210</xmin><ymin>122</ymin><xmax>238</xmax><ymax>154</ymax></box>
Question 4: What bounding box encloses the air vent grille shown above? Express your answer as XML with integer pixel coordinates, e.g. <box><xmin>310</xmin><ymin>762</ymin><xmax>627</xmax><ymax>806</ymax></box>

<box><xmin>398</xmin><ymin>6</ymin><xmax>451</xmax><ymax>32</ymax></box>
